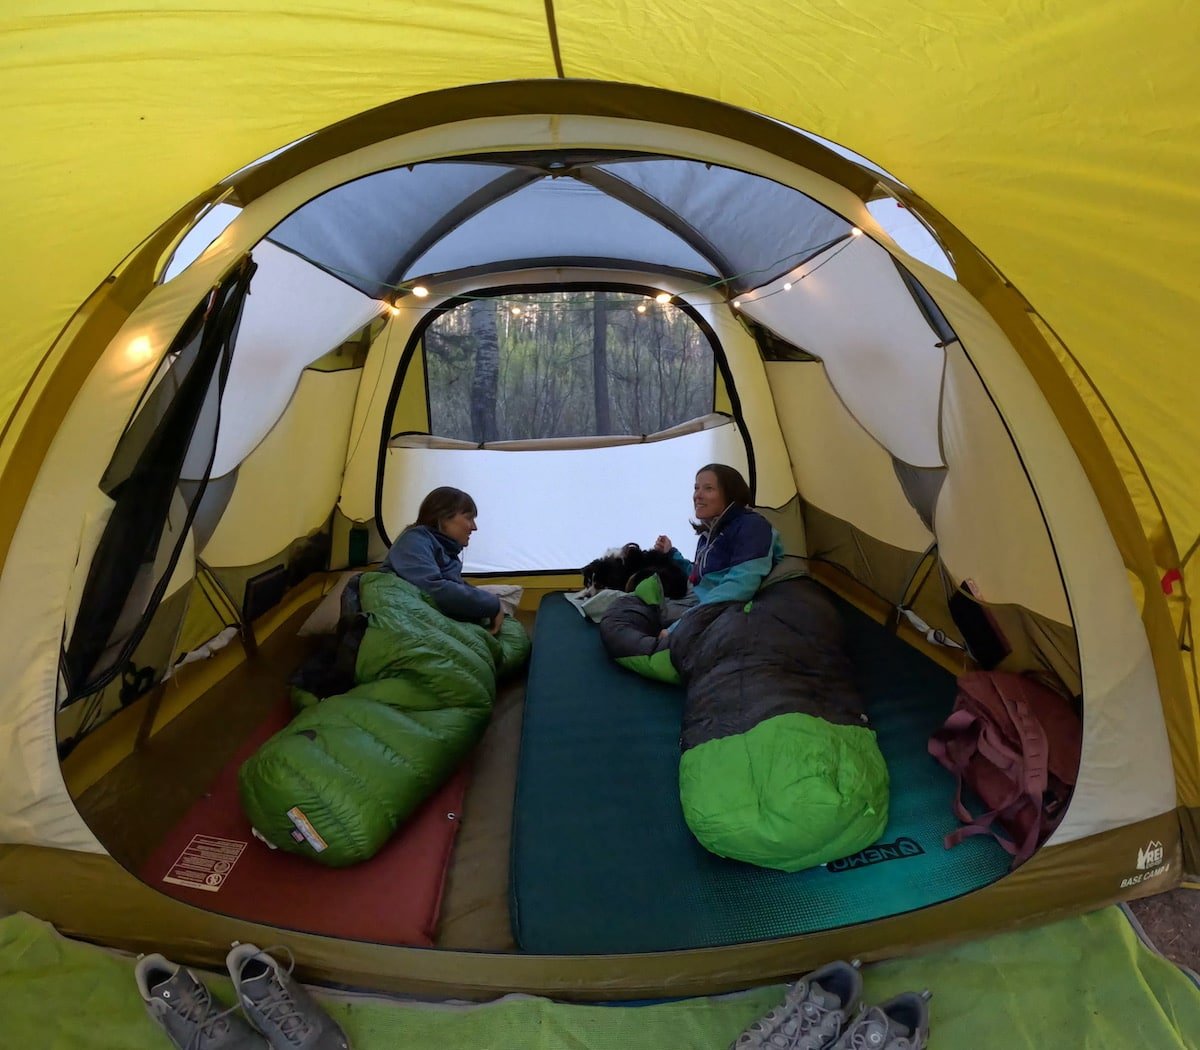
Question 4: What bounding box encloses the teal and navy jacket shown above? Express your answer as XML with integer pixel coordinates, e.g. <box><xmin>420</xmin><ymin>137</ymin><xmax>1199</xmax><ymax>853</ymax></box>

<box><xmin>669</xmin><ymin>505</ymin><xmax>783</xmax><ymax>623</ymax></box>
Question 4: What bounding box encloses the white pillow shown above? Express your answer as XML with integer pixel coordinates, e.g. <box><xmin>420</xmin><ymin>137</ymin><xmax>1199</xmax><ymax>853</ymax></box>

<box><xmin>296</xmin><ymin>570</ymin><xmax>362</xmax><ymax>636</ymax></box>
<box><xmin>476</xmin><ymin>583</ymin><xmax>524</xmax><ymax>618</ymax></box>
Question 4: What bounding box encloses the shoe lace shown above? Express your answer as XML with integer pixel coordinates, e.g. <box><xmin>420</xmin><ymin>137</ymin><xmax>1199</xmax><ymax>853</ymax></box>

<box><xmin>792</xmin><ymin>995</ymin><xmax>846</xmax><ymax>1049</ymax></box>
<box><xmin>253</xmin><ymin>945</ymin><xmax>314</xmax><ymax>1046</ymax></box>
<box><xmin>734</xmin><ymin>982</ymin><xmax>846</xmax><ymax>1050</ymax></box>
<box><xmin>168</xmin><ymin>981</ymin><xmax>241</xmax><ymax>1050</ymax></box>
<box><xmin>844</xmin><ymin>1006</ymin><xmax>898</xmax><ymax>1049</ymax></box>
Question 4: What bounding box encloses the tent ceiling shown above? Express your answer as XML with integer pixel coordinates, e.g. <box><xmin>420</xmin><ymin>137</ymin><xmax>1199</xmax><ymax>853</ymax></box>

<box><xmin>268</xmin><ymin>154</ymin><xmax>850</xmax><ymax>299</ymax></box>
<box><xmin>371</xmin><ymin>178</ymin><xmax>714</xmax><ymax>293</ymax></box>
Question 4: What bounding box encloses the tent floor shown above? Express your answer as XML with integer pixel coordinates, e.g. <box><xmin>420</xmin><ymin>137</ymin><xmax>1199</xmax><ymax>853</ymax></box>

<box><xmin>73</xmin><ymin>606</ymin><xmax>322</xmax><ymax>874</ymax></box>
<box><xmin>75</xmin><ymin>587</ymin><xmax>1013</xmax><ymax>955</ymax></box>
<box><xmin>510</xmin><ymin>591</ymin><xmax>1013</xmax><ymax>954</ymax></box>
<box><xmin>73</xmin><ymin>600</ymin><xmax>526</xmax><ymax>952</ymax></box>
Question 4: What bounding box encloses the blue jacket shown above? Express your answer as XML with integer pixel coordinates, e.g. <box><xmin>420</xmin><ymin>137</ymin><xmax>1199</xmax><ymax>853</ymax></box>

<box><xmin>669</xmin><ymin>505</ymin><xmax>783</xmax><ymax>628</ymax></box>
<box><xmin>382</xmin><ymin>525</ymin><xmax>500</xmax><ymax>622</ymax></box>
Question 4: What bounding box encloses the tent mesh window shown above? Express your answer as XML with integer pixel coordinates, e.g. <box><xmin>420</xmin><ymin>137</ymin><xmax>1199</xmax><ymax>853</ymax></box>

<box><xmin>62</xmin><ymin>258</ymin><xmax>256</xmax><ymax>705</ymax></box>
<box><xmin>744</xmin><ymin>318</ymin><xmax>820</xmax><ymax>362</ymax></box>
<box><xmin>422</xmin><ymin>291</ymin><xmax>715</xmax><ymax>442</ymax></box>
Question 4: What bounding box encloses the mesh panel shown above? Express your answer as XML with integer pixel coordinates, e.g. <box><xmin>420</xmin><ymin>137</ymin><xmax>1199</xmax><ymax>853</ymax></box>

<box><xmin>63</xmin><ymin>258</ymin><xmax>256</xmax><ymax>703</ymax></box>
<box><xmin>423</xmin><ymin>291</ymin><xmax>716</xmax><ymax>442</ymax></box>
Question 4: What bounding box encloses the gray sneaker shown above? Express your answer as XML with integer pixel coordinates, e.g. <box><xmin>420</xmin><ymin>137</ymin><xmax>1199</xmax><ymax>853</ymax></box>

<box><xmin>732</xmin><ymin>959</ymin><xmax>864</xmax><ymax>1049</ymax></box>
<box><xmin>135</xmin><ymin>953</ymin><xmax>267</xmax><ymax>1050</ymax></box>
<box><xmin>830</xmin><ymin>990</ymin><xmax>932</xmax><ymax>1049</ymax></box>
<box><xmin>226</xmin><ymin>943</ymin><xmax>350</xmax><ymax>1050</ymax></box>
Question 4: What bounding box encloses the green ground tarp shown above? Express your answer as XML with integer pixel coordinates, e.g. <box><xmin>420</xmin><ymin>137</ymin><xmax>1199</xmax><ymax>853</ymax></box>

<box><xmin>1</xmin><ymin>907</ymin><xmax>1197</xmax><ymax>1048</ymax></box>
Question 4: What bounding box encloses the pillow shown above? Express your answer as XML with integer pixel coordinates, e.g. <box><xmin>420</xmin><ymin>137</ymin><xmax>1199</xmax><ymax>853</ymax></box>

<box><xmin>296</xmin><ymin>570</ymin><xmax>362</xmax><ymax>636</ymax></box>
<box><xmin>476</xmin><ymin>583</ymin><xmax>524</xmax><ymax>618</ymax></box>
<box><xmin>562</xmin><ymin>587</ymin><xmax>625</xmax><ymax>623</ymax></box>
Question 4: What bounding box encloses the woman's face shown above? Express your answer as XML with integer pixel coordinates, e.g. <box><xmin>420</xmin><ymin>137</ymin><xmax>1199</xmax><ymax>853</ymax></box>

<box><xmin>440</xmin><ymin>509</ymin><xmax>478</xmax><ymax>547</ymax></box>
<box><xmin>693</xmin><ymin>470</ymin><xmax>729</xmax><ymax>522</ymax></box>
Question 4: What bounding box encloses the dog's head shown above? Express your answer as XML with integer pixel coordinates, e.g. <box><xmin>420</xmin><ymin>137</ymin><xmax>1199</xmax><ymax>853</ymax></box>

<box><xmin>581</xmin><ymin>543</ymin><xmax>643</xmax><ymax>596</ymax></box>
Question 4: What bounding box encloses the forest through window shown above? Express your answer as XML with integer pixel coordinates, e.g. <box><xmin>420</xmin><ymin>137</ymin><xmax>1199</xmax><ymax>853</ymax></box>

<box><xmin>423</xmin><ymin>291</ymin><xmax>716</xmax><ymax>442</ymax></box>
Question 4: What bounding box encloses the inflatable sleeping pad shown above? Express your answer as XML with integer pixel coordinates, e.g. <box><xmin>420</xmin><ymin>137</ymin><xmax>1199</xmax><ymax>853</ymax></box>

<box><xmin>238</xmin><ymin>571</ymin><xmax>529</xmax><ymax>866</ymax></box>
<box><xmin>600</xmin><ymin>575</ymin><xmax>889</xmax><ymax>872</ymax></box>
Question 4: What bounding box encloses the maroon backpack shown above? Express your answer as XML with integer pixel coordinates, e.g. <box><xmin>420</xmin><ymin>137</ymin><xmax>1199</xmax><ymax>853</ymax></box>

<box><xmin>928</xmin><ymin>671</ymin><xmax>1082</xmax><ymax>869</ymax></box>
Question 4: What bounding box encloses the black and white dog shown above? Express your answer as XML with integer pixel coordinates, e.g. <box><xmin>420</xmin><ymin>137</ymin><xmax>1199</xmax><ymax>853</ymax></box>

<box><xmin>581</xmin><ymin>543</ymin><xmax>690</xmax><ymax>599</ymax></box>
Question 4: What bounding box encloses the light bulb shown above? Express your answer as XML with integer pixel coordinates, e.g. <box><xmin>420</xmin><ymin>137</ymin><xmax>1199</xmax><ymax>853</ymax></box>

<box><xmin>850</xmin><ymin>227</ymin><xmax>863</xmax><ymax>237</ymax></box>
<box><xmin>783</xmin><ymin>282</ymin><xmax>793</xmax><ymax>291</ymax></box>
<box><xmin>411</xmin><ymin>285</ymin><xmax>430</xmax><ymax>298</ymax></box>
<box><xmin>511</xmin><ymin>306</ymin><xmax>522</xmax><ymax>316</ymax></box>
<box><xmin>386</xmin><ymin>303</ymin><xmax>401</xmax><ymax>317</ymax></box>
<box><xmin>127</xmin><ymin>335</ymin><xmax>153</xmax><ymax>364</ymax></box>
<box><xmin>655</xmin><ymin>292</ymin><xmax>672</xmax><ymax>304</ymax></box>
<box><xmin>732</xmin><ymin>299</ymin><xmax>742</xmax><ymax>308</ymax></box>
<box><xmin>636</xmin><ymin>303</ymin><xmax>647</xmax><ymax>314</ymax></box>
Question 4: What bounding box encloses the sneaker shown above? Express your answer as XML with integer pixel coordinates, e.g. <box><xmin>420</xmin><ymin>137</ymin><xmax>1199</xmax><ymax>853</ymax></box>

<box><xmin>135</xmin><ymin>953</ymin><xmax>267</xmax><ymax>1049</ymax></box>
<box><xmin>830</xmin><ymin>990</ymin><xmax>932</xmax><ymax>1049</ymax></box>
<box><xmin>226</xmin><ymin>943</ymin><xmax>350</xmax><ymax>1049</ymax></box>
<box><xmin>732</xmin><ymin>959</ymin><xmax>864</xmax><ymax>1049</ymax></box>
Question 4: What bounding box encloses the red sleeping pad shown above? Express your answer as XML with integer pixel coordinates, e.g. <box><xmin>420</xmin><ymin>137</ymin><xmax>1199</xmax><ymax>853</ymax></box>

<box><xmin>140</xmin><ymin>699</ymin><xmax>467</xmax><ymax>946</ymax></box>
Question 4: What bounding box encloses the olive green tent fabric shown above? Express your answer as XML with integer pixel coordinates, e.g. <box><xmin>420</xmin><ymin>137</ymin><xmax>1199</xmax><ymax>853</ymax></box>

<box><xmin>2</xmin><ymin>908</ymin><xmax>1199</xmax><ymax>1048</ymax></box>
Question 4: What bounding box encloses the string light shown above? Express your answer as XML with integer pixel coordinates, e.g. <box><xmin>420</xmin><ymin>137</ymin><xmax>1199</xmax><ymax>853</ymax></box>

<box><xmin>296</xmin><ymin>233</ymin><xmax>866</xmax><ymax>314</ymax></box>
<box><xmin>126</xmin><ymin>335</ymin><xmax>153</xmax><ymax>364</ymax></box>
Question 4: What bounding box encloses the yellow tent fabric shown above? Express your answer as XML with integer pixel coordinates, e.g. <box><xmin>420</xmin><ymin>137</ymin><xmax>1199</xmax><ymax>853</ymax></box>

<box><xmin>1</xmin><ymin>2</ymin><xmax>1197</xmax><ymax>552</ymax></box>
<box><xmin>1</xmin><ymin>3</ymin><xmax>1197</xmax><ymax>549</ymax></box>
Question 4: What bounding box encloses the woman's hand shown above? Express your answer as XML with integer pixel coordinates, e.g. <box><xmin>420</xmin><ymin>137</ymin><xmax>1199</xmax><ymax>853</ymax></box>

<box><xmin>653</xmin><ymin>534</ymin><xmax>672</xmax><ymax>554</ymax></box>
<box><xmin>488</xmin><ymin>610</ymin><xmax>505</xmax><ymax>636</ymax></box>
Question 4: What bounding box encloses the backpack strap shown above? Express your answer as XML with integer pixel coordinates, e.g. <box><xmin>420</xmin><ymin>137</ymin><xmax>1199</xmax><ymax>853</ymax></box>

<box><xmin>929</xmin><ymin>705</ymin><xmax>1026</xmax><ymax>826</ymax></box>
<box><xmin>931</xmin><ymin>676</ymin><xmax>1053</xmax><ymax>866</ymax></box>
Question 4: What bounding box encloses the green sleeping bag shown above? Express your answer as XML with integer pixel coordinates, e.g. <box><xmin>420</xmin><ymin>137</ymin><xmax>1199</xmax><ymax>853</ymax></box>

<box><xmin>238</xmin><ymin>571</ymin><xmax>529</xmax><ymax>866</ymax></box>
<box><xmin>601</xmin><ymin>576</ymin><xmax>889</xmax><ymax>872</ymax></box>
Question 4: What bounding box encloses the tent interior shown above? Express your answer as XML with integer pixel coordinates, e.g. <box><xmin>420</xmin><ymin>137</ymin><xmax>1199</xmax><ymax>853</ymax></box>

<box><xmin>41</xmin><ymin>114</ymin><xmax>1171</xmax><ymax>966</ymax></box>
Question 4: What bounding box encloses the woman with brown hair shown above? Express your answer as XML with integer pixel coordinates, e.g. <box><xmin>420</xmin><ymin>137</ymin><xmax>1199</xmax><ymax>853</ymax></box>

<box><xmin>652</xmin><ymin>463</ymin><xmax>781</xmax><ymax>636</ymax></box>
<box><xmin>382</xmin><ymin>486</ymin><xmax>504</xmax><ymax>634</ymax></box>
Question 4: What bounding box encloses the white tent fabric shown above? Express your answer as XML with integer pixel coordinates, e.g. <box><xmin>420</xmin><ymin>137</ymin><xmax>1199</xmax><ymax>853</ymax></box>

<box><xmin>914</xmin><ymin>259</ymin><xmax>1176</xmax><ymax>843</ymax></box>
<box><xmin>201</xmin><ymin>241</ymin><xmax>382</xmax><ymax>478</ymax></box>
<box><xmin>767</xmin><ymin>362</ymin><xmax>935</xmax><ymax>554</ymax></box>
<box><xmin>937</xmin><ymin>345</ymin><xmax>1070</xmax><ymax>623</ymax></box>
<box><xmin>381</xmin><ymin>424</ymin><xmax>749</xmax><ymax>573</ymax></box>
<box><xmin>865</xmin><ymin>198</ymin><xmax>955</xmax><ymax>278</ymax></box>
<box><xmin>163</xmin><ymin>203</ymin><xmax>243</xmax><ymax>283</ymax></box>
<box><xmin>740</xmin><ymin>237</ymin><xmax>946</xmax><ymax>469</ymax></box>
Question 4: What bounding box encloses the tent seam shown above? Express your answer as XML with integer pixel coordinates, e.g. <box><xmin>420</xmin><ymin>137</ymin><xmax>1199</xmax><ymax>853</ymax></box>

<box><xmin>543</xmin><ymin>0</ymin><xmax>565</xmax><ymax>78</ymax></box>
